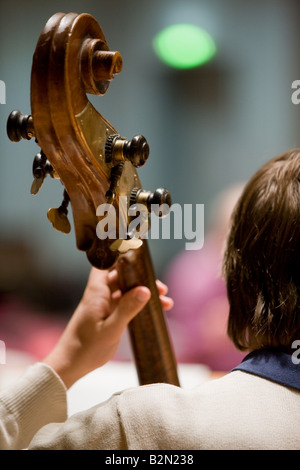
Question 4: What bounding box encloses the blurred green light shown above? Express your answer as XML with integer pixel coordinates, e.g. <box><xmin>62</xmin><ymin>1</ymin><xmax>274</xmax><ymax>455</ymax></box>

<box><xmin>153</xmin><ymin>23</ymin><xmax>217</xmax><ymax>69</ymax></box>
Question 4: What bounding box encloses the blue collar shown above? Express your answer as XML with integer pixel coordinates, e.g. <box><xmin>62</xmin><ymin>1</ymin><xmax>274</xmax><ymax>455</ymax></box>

<box><xmin>232</xmin><ymin>348</ymin><xmax>300</xmax><ymax>391</ymax></box>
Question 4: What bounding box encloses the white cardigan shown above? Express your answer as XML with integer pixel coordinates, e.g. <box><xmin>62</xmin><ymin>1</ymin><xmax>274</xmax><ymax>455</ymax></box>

<box><xmin>0</xmin><ymin>362</ymin><xmax>299</xmax><ymax>450</ymax></box>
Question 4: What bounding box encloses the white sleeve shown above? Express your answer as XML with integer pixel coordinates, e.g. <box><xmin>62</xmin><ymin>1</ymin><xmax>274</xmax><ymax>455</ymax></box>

<box><xmin>0</xmin><ymin>362</ymin><xmax>67</xmax><ymax>450</ymax></box>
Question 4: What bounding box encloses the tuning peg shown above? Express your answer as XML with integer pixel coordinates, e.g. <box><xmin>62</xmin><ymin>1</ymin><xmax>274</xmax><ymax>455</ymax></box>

<box><xmin>31</xmin><ymin>150</ymin><xmax>56</xmax><ymax>195</ymax></box>
<box><xmin>109</xmin><ymin>238</ymin><xmax>143</xmax><ymax>254</ymax></box>
<box><xmin>130</xmin><ymin>187</ymin><xmax>172</xmax><ymax>218</ymax></box>
<box><xmin>31</xmin><ymin>177</ymin><xmax>44</xmax><ymax>195</ymax></box>
<box><xmin>105</xmin><ymin>162</ymin><xmax>125</xmax><ymax>203</ymax></box>
<box><xmin>47</xmin><ymin>190</ymin><xmax>71</xmax><ymax>234</ymax></box>
<box><xmin>7</xmin><ymin>110</ymin><xmax>35</xmax><ymax>142</ymax></box>
<box><xmin>47</xmin><ymin>208</ymin><xmax>71</xmax><ymax>234</ymax></box>
<box><xmin>105</xmin><ymin>134</ymin><xmax>149</xmax><ymax>168</ymax></box>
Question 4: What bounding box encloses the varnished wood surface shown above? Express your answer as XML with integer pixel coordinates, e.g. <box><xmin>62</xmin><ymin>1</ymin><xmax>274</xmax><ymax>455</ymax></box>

<box><xmin>29</xmin><ymin>12</ymin><xmax>180</xmax><ymax>386</ymax></box>
<box><xmin>118</xmin><ymin>241</ymin><xmax>180</xmax><ymax>386</ymax></box>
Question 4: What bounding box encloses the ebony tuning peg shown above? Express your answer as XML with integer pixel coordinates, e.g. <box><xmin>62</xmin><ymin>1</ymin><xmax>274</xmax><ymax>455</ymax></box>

<box><xmin>31</xmin><ymin>150</ymin><xmax>56</xmax><ymax>195</ymax></box>
<box><xmin>7</xmin><ymin>110</ymin><xmax>35</xmax><ymax>142</ymax></box>
<box><xmin>104</xmin><ymin>134</ymin><xmax>150</xmax><ymax>203</ymax></box>
<box><xmin>105</xmin><ymin>134</ymin><xmax>149</xmax><ymax>168</ymax></box>
<box><xmin>7</xmin><ymin>110</ymin><xmax>69</xmax><ymax>233</ymax></box>
<box><xmin>130</xmin><ymin>187</ymin><xmax>172</xmax><ymax>218</ymax></box>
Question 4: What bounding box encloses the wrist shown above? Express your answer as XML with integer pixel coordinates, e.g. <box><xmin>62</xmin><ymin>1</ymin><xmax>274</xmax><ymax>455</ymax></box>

<box><xmin>42</xmin><ymin>342</ymin><xmax>82</xmax><ymax>390</ymax></box>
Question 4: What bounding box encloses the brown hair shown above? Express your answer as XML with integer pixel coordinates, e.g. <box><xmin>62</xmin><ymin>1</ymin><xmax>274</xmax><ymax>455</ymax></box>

<box><xmin>223</xmin><ymin>149</ymin><xmax>300</xmax><ymax>351</ymax></box>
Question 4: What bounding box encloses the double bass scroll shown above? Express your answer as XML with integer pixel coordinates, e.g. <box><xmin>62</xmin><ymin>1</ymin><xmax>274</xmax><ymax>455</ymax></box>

<box><xmin>6</xmin><ymin>12</ymin><xmax>180</xmax><ymax>387</ymax></box>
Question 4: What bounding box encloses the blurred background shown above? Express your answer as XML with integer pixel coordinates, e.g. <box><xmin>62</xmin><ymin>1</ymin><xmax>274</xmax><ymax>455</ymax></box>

<box><xmin>0</xmin><ymin>0</ymin><xmax>300</xmax><ymax>370</ymax></box>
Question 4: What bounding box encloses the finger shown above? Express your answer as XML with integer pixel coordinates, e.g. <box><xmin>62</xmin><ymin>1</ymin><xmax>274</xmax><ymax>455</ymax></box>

<box><xmin>87</xmin><ymin>266</ymin><xmax>108</xmax><ymax>284</ymax></box>
<box><xmin>109</xmin><ymin>274</ymin><xmax>169</xmax><ymax>297</ymax></box>
<box><xmin>107</xmin><ymin>269</ymin><xmax>120</xmax><ymax>293</ymax></box>
<box><xmin>159</xmin><ymin>295</ymin><xmax>174</xmax><ymax>311</ymax></box>
<box><xmin>82</xmin><ymin>268</ymin><xmax>110</xmax><ymax>299</ymax></box>
<box><xmin>156</xmin><ymin>279</ymin><xmax>169</xmax><ymax>296</ymax></box>
<box><xmin>108</xmin><ymin>286</ymin><xmax>151</xmax><ymax>331</ymax></box>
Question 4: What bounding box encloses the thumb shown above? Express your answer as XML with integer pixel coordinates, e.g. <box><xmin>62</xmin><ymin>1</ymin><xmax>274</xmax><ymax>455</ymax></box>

<box><xmin>113</xmin><ymin>286</ymin><xmax>151</xmax><ymax>327</ymax></box>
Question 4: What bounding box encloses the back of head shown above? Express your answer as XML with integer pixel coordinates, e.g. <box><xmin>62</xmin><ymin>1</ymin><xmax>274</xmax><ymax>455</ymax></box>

<box><xmin>223</xmin><ymin>149</ymin><xmax>300</xmax><ymax>351</ymax></box>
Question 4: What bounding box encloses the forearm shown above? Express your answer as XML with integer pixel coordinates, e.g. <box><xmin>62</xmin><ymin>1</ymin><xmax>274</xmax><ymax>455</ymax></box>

<box><xmin>0</xmin><ymin>363</ymin><xmax>67</xmax><ymax>450</ymax></box>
